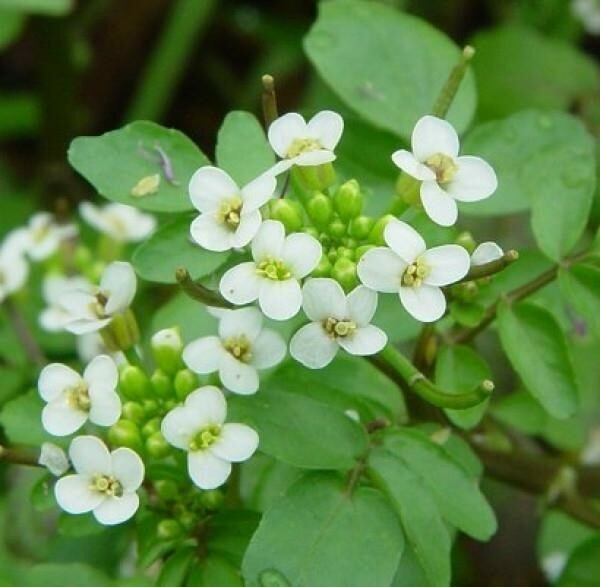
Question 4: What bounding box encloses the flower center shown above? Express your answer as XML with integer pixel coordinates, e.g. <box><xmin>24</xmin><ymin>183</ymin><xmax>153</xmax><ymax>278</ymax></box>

<box><xmin>323</xmin><ymin>317</ymin><xmax>357</xmax><ymax>339</ymax></box>
<box><xmin>256</xmin><ymin>258</ymin><xmax>291</xmax><ymax>281</ymax></box>
<box><xmin>189</xmin><ymin>424</ymin><xmax>222</xmax><ymax>451</ymax></box>
<box><xmin>66</xmin><ymin>382</ymin><xmax>91</xmax><ymax>412</ymax></box>
<box><xmin>90</xmin><ymin>291</ymin><xmax>109</xmax><ymax>318</ymax></box>
<box><xmin>223</xmin><ymin>335</ymin><xmax>253</xmax><ymax>363</ymax></box>
<box><xmin>286</xmin><ymin>137</ymin><xmax>323</xmax><ymax>158</ymax></box>
<box><xmin>31</xmin><ymin>221</ymin><xmax>51</xmax><ymax>243</ymax></box>
<box><xmin>402</xmin><ymin>258</ymin><xmax>430</xmax><ymax>288</ymax></box>
<box><xmin>217</xmin><ymin>196</ymin><xmax>243</xmax><ymax>230</ymax></box>
<box><xmin>91</xmin><ymin>474</ymin><xmax>123</xmax><ymax>497</ymax></box>
<box><xmin>424</xmin><ymin>153</ymin><xmax>457</xmax><ymax>185</ymax></box>
<box><xmin>107</xmin><ymin>213</ymin><xmax>129</xmax><ymax>238</ymax></box>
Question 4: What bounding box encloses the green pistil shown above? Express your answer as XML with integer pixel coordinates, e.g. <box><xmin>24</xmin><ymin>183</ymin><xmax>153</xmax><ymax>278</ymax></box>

<box><xmin>424</xmin><ymin>153</ymin><xmax>457</xmax><ymax>185</ymax></box>
<box><xmin>286</xmin><ymin>137</ymin><xmax>323</xmax><ymax>158</ymax></box>
<box><xmin>91</xmin><ymin>474</ymin><xmax>123</xmax><ymax>497</ymax></box>
<box><xmin>217</xmin><ymin>196</ymin><xmax>243</xmax><ymax>229</ymax></box>
<box><xmin>223</xmin><ymin>335</ymin><xmax>253</xmax><ymax>363</ymax></box>
<box><xmin>67</xmin><ymin>383</ymin><xmax>91</xmax><ymax>412</ymax></box>
<box><xmin>323</xmin><ymin>317</ymin><xmax>357</xmax><ymax>339</ymax></box>
<box><xmin>256</xmin><ymin>258</ymin><xmax>291</xmax><ymax>281</ymax></box>
<box><xmin>402</xmin><ymin>259</ymin><xmax>430</xmax><ymax>288</ymax></box>
<box><xmin>189</xmin><ymin>424</ymin><xmax>221</xmax><ymax>452</ymax></box>
<box><xmin>90</xmin><ymin>292</ymin><xmax>108</xmax><ymax>318</ymax></box>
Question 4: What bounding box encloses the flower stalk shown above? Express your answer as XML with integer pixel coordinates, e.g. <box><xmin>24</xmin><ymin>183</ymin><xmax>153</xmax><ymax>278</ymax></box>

<box><xmin>175</xmin><ymin>267</ymin><xmax>233</xmax><ymax>309</ymax></box>
<box><xmin>432</xmin><ymin>45</ymin><xmax>475</xmax><ymax>119</ymax></box>
<box><xmin>261</xmin><ymin>74</ymin><xmax>278</xmax><ymax>128</ymax></box>
<box><xmin>457</xmin><ymin>249</ymin><xmax>519</xmax><ymax>283</ymax></box>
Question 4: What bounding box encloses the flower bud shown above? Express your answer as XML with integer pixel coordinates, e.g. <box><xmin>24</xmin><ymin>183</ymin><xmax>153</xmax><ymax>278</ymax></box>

<box><xmin>174</xmin><ymin>368</ymin><xmax>198</xmax><ymax>400</ymax></box>
<box><xmin>119</xmin><ymin>365</ymin><xmax>151</xmax><ymax>400</ymax></box>
<box><xmin>200</xmin><ymin>489</ymin><xmax>224</xmax><ymax>510</ymax></box>
<box><xmin>122</xmin><ymin>401</ymin><xmax>145</xmax><ymax>424</ymax></box>
<box><xmin>355</xmin><ymin>244</ymin><xmax>375</xmax><ymax>260</ymax></box>
<box><xmin>333</xmin><ymin>179</ymin><xmax>363</xmax><ymax>221</ymax></box>
<box><xmin>293</xmin><ymin>163</ymin><xmax>336</xmax><ymax>191</ymax></box>
<box><xmin>269</xmin><ymin>199</ymin><xmax>303</xmax><ymax>233</ymax></box>
<box><xmin>396</xmin><ymin>174</ymin><xmax>420</xmax><ymax>205</ymax></box>
<box><xmin>311</xmin><ymin>253</ymin><xmax>332</xmax><ymax>278</ymax></box>
<box><xmin>142</xmin><ymin>399</ymin><xmax>160</xmax><ymax>419</ymax></box>
<box><xmin>142</xmin><ymin>416</ymin><xmax>161</xmax><ymax>438</ymax></box>
<box><xmin>155</xmin><ymin>480</ymin><xmax>179</xmax><ymax>501</ymax></box>
<box><xmin>302</xmin><ymin>226</ymin><xmax>320</xmax><ymax>239</ymax></box>
<box><xmin>332</xmin><ymin>257</ymin><xmax>358</xmax><ymax>291</ymax></box>
<box><xmin>100</xmin><ymin>310</ymin><xmax>140</xmax><ymax>352</ymax></box>
<box><xmin>455</xmin><ymin>231</ymin><xmax>477</xmax><ymax>254</ymax></box>
<box><xmin>108</xmin><ymin>419</ymin><xmax>143</xmax><ymax>452</ymax></box>
<box><xmin>156</xmin><ymin>519</ymin><xmax>183</xmax><ymax>540</ymax></box>
<box><xmin>348</xmin><ymin>216</ymin><xmax>375</xmax><ymax>240</ymax></box>
<box><xmin>305</xmin><ymin>193</ymin><xmax>333</xmax><ymax>229</ymax></box>
<box><xmin>328</xmin><ymin>218</ymin><xmax>347</xmax><ymax>239</ymax></box>
<box><xmin>151</xmin><ymin>369</ymin><xmax>174</xmax><ymax>399</ymax></box>
<box><xmin>368</xmin><ymin>214</ymin><xmax>395</xmax><ymax>245</ymax></box>
<box><xmin>178</xmin><ymin>511</ymin><xmax>198</xmax><ymax>531</ymax></box>
<box><xmin>146</xmin><ymin>431</ymin><xmax>171</xmax><ymax>459</ymax></box>
<box><xmin>151</xmin><ymin>328</ymin><xmax>183</xmax><ymax>374</ymax></box>
<box><xmin>336</xmin><ymin>246</ymin><xmax>354</xmax><ymax>260</ymax></box>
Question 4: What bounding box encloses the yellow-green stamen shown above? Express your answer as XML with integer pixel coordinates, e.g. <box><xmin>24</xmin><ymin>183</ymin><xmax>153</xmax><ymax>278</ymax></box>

<box><xmin>67</xmin><ymin>382</ymin><xmax>91</xmax><ymax>412</ymax></box>
<box><xmin>323</xmin><ymin>317</ymin><xmax>357</xmax><ymax>339</ymax></box>
<box><xmin>217</xmin><ymin>196</ymin><xmax>243</xmax><ymax>230</ymax></box>
<box><xmin>91</xmin><ymin>474</ymin><xmax>123</xmax><ymax>497</ymax></box>
<box><xmin>189</xmin><ymin>424</ymin><xmax>221</xmax><ymax>451</ymax></box>
<box><xmin>424</xmin><ymin>153</ymin><xmax>457</xmax><ymax>185</ymax></box>
<box><xmin>223</xmin><ymin>335</ymin><xmax>253</xmax><ymax>363</ymax></box>
<box><xmin>256</xmin><ymin>258</ymin><xmax>291</xmax><ymax>281</ymax></box>
<box><xmin>402</xmin><ymin>258</ymin><xmax>430</xmax><ymax>288</ymax></box>
<box><xmin>286</xmin><ymin>137</ymin><xmax>323</xmax><ymax>159</ymax></box>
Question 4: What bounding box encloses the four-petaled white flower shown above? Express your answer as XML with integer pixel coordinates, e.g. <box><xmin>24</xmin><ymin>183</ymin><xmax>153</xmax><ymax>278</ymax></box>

<box><xmin>54</xmin><ymin>435</ymin><xmax>144</xmax><ymax>525</ymax></box>
<box><xmin>470</xmin><ymin>241</ymin><xmax>504</xmax><ymax>266</ymax></box>
<box><xmin>290</xmin><ymin>279</ymin><xmax>387</xmax><ymax>369</ymax></box>
<box><xmin>60</xmin><ymin>261</ymin><xmax>137</xmax><ymax>334</ymax></box>
<box><xmin>392</xmin><ymin>115</ymin><xmax>497</xmax><ymax>226</ymax></box>
<box><xmin>189</xmin><ymin>167</ymin><xmax>276</xmax><ymax>252</ymax></box>
<box><xmin>220</xmin><ymin>220</ymin><xmax>321</xmax><ymax>320</ymax></box>
<box><xmin>0</xmin><ymin>241</ymin><xmax>28</xmax><ymax>303</ymax></box>
<box><xmin>80</xmin><ymin>202</ymin><xmax>156</xmax><ymax>242</ymax></box>
<box><xmin>358</xmin><ymin>219</ymin><xmax>470</xmax><ymax>322</ymax></box>
<box><xmin>183</xmin><ymin>307</ymin><xmax>286</xmax><ymax>394</ymax></box>
<box><xmin>38</xmin><ymin>354</ymin><xmax>121</xmax><ymax>436</ymax></box>
<box><xmin>268</xmin><ymin>110</ymin><xmax>344</xmax><ymax>175</ymax></box>
<box><xmin>161</xmin><ymin>386</ymin><xmax>258</xmax><ymax>489</ymax></box>
<box><xmin>39</xmin><ymin>274</ymin><xmax>93</xmax><ymax>332</ymax></box>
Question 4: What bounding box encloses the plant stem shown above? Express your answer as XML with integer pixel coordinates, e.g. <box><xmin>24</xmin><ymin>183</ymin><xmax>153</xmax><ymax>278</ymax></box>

<box><xmin>0</xmin><ymin>444</ymin><xmax>41</xmax><ymax>468</ymax></box>
<box><xmin>175</xmin><ymin>267</ymin><xmax>233</xmax><ymax>309</ymax></box>
<box><xmin>3</xmin><ymin>298</ymin><xmax>46</xmax><ymax>369</ymax></box>
<box><xmin>261</xmin><ymin>74</ymin><xmax>278</xmax><ymax>128</ymax></box>
<box><xmin>456</xmin><ymin>250</ymin><xmax>519</xmax><ymax>284</ymax></box>
<box><xmin>432</xmin><ymin>45</ymin><xmax>475</xmax><ymax>118</ymax></box>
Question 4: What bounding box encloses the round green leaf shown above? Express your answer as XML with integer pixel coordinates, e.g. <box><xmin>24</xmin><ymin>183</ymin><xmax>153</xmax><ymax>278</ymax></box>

<box><xmin>557</xmin><ymin>536</ymin><xmax>600</xmax><ymax>587</ymax></box>
<box><xmin>559</xmin><ymin>264</ymin><xmax>600</xmax><ymax>339</ymax></box>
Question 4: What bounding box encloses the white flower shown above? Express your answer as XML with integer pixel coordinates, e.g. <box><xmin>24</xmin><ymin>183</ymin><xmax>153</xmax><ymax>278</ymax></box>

<box><xmin>0</xmin><ymin>242</ymin><xmax>28</xmax><ymax>302</ymax></box>
<box><xmin>470</xmin><ymin>241</ymin><xmax>504</xmax><ymax>266</ymax></box>
<box><xmin>219</xmin><ymin>220</ymin><xmax>322</xmax><ymax>320</ymax></box>
<box><xmin>392</xmin><ymin>115</ymin><xmax>497</xmax><ymax>226</ymax></box>
<box><xmin>80</xmin><ymin>202</ymin><xmax>156</xmax><ymax>242</ymax></box>
<box><xmin>54</xmin><ymin>435</ymin><xmax>144</xmax><ymax>525</ymax></box>
<box><xmin>183</xmin><ymin>307</ymin><xmax>286</xmax><ymax>394</ymax></box>
<box><xmin>357</xmin><ymin>219</ymin><xmax>470</xmax><ymax>322</ymax></box>
<box><xmin>39</xmin><ymin>274</ymin><xmax>93</xmax><ymax>332</ymax></box>
<box><xmin>60</xmin><ymin>261</ymin><xmax>137</xmax><ymax>334</ymax></box>
<box><xmin>161</xmin><ymin>386</ymin><xmax>258</xmax><ymax>489</ymax></box>
<box><xmin>268</xmin><ymin>110</ymin><xmax>344</xmax><ymax>175</ymax></box>
<box><xmin>189</xmin><ymin>167</ymin><xmax>276</xmax><ymax>252</ymax></box>
<box><xmin>38</xmin><ymin>355</ymin><xmax>121</xmax><ymax>436</ymax></box>
<box><xmin>38</xmin><ymin>442</ymin><xmax>69</xmax><ymax>476</ymax></box>
<box><xmin>151</xmin><ymin>327</ymin><xmax>183</xmax><ymax>351</ymax></box>
<box><xmin>290</xmin><ymin>279</ymin><xmax>387</xmax><ymax>369</ymax></box>
<box><xmin>541</xmin><ymin>551</ymin><xmax>567</xmax><ymax>582</ymax></box>
<box><xmin>573</xmin><ymin>0</ymin><xmax>600</xmax><ymax>34</ymax></box>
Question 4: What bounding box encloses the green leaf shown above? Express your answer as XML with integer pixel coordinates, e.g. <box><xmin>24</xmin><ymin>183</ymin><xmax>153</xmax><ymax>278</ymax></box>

<box><xmin>462</xmin><ymin>110</ymin><xmax>596</xmax><ymax>218</ymax></box>
<box><xmin>30</xmin><ymin>474</ymin><xmax>55</xmax><ymax>512</ymax></box>
<box><xmin>436</xmin><ymin>345</ymin><xmax>491</xmax><ymax>429</ymax></box>
<box><xmin>132</xmin><ymin>217</ymin><xmax>231</xmax><ymax>284</ymax></box>
<box><xmin>559</xmin><ymin>264</ymin><xmax>600</xmax><ymax>339</ymax></box>
<box><xmin>228</xmin><ymin>389</ymin><xmax>367</xmax><ymax>470</ymax></box>
<box><xmin>382</xmin><ymin>428</ymin><xmax>496</xmax><ymax>541</ymax></box>
<box><xmin>242</xmin><ymin>472</ymin><xmax>404</xmax><ymax>587</ymax></box>
<box><xmin>152</xmin><ymin>293</ymin><xmax>216</xmax><ymax>344</ymax></box>
<box><xmin>23</xmin><ymin>563</ymin><xmax>111</xmax><ymax>587</ymax></box>
<box><xmin>206</xmin><ymin>510</ymin><xmax>261</xmax><ymax>567</ymax></box>
<box><xmin>0</xmin><ymin>0</ymin><xmax>72</xmax><ymax>15</ymax></box>
<box><xmin>0</xmin><ymin>10</ymin><xmax>24</xmax><ymax>49</ymax></box>
<box><xmin>304</xmin><ymin>0</ymin><xmax>476</xmax><ymax>141</ymax></box>
<box><xmin>557</xmin><ymin>536</ymin><xmax>600</xmax><ymax>587</ymax></box>
<box><xmin>497</xmin><ymin>302</ymin><xmax>578</xmax><ymax>419</ymax></box>
<box><xmin>157</xmin><ymin>547</ymin><xmax>197</xmax><ymax>587</ymax></box>
<box><xmin>58</xmin><ymin>513</ymin><xmax>106</xmax><ymax>537</ymax></box>
<box><xmin>0</xmin><ymin>389</ymin><xmax>47</xmax><ymax>446</ymax></box>
<box><xmin>186</xmin><ymin>558</ymin><xmax>243</xmax><ymax>587</ymax></box>
<box><xmin>215</xmin><ymin>111</ymin><xmax>275</xmax><ymax>185</ymax></box>
<box><xmin>369</xmin><ymin>448</ymin><xmax>451</xmax><ymax>587</ymax></box>
<box><xmin>68</xmin><ymin>121</ymin><xmax>209</xmax><ymax>212</ymax></box>
<box><xmin>471</xmin><ymin>25</ymin><xmax>600</xmax><ymax>121</ymax></box>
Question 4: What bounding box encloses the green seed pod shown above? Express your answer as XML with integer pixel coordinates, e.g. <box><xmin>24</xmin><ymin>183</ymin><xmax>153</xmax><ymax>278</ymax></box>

<box><xmin>200</xmin><ymin>489</ymin><xmax>224</xmax><ymax>510</ymax></box>
<box><xmin>332</xmin><ymin>257</ymin><xmax>358</xmax><ymax>291</ymax></box>
<box><xmin>348</xmin><ymin>215</ymin><xmax>375</xmax><ymax>240</ymax></box>
<box><xmin>119</xmin><ymin>365</ymin><xmax>151</xmax><ymax>401</ymax></box>
<box><xmin>151</xmin><ymin>327</ymin><xmax>184</xmax><ymax>374</ymax></box>
<box><xmin>146</xmin><ymin>431</ymin><xmax>171</xmax><ymax>459</ymax></box>
<box><xmin>151</xmin><ymin>369</ymin><xmax>173</xmax><ymax>399</ymax></box>
<box><xmin>142</xmin><ymin>416</ymin><xmax>161</xmax><ymax>438</ymax></box>
<box><xmin>155</xmin><ymin>479</ymin><xmax>179</xmax><ymax>502</ymax></box>
<box><xmin>368</xmin><ymin>214</ymin><xmax>395</xmax><ymax>245</ymax></box>
<box><xmin>305</xmin><ymin>192</ymin><xmax>333</xmax><ymax>229</ymax></box>
<box><xmin>108</xmin><ymin>419</ymin><xmax>143</xmax><ymax>452</ymax></box>
<box><xmin>122</xmin><ymin>401</ymin><xmax>145</xmax><ymax>424</ymax></box>
<box><xmin>156</xmin><ymin>518</ymin><xmax>183</xmax><ymax>540</ymax></box>
<box><xmin>311</xmin><ymin>253</ymin><xmax>332</xmax><ymax>277</ymax></box>
<box><xmin>269</xmin><ymin>199</ymin><xmax>304</xmax><ymax>233</ymax></box>
<box><xmin>328</xmin><ymin>218</ymin><xmax>347</xmax><ymax>239</ymax></box>
<box><xmin>333</xmin><ymin>179</ymin><xmax>363</xmax><ymax>221</ymax></box>
<box><xmin>174</xmin><ymin>368</ymin><xmax>198</xmax><ymax>400</ymax></box>
<box><xmin>355</xmin><ymin>244</ymin><xmax>375</xmax><ymax>260</ymax></box>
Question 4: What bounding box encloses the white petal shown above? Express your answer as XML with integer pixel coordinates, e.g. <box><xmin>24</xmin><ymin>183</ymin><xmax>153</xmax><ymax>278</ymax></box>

<box><xmin>384</xmin><ymin>219</ymin><xmax>426</xmax><ymax>263</ymax></box>
<box><xmin>189</xmin><ymin>166</ymin><xmax>239</xmax><ymax>213</ymax></box>
<box><xmin>346</xmin><ymin>285</ymin><xmax>378</xmax><ymax>326</ymax></box>
<box><xmin>219</xmin><ymin>262</ymin><xmax>261</xmax><ymax>305</ymax></box>
<box><xmin>190</xmin><ymin>213</ymin><xmax>234</xmax><ymax>252</ymax></box>
<box><xmin>93</xmin><ymin>493</ymin><xmax>139</xmax><ymax>525</ymax></box>
<box><xmin>188</xmin><ymin>450</ymin><xmax>232</xmax><ymax>489</ymax></box>
<box><xmin>101</xmin><ymin>262</ymin><xmax>136</xmax><ymax>314</ymax></box>
<box><xmin>55</xmin><ymin>475</ymin><xmax>104</xmax><ymax>514</ymax></box>
<box><xmin>218</xmin><ymin>307</ymin><xmax>263</xmax><ymax>342</ymax></box>
<box><xmin>241</xmin><ymin>173</ymin><xmax>277</xmax><ymax>212</ymax></box>
<box><xmin>88</xmin><ymin>388</ymin><xmax>121</xmax><ymax>427</ymax></box>
<box><xmin>66</xmin><ymin>317</ymin><xmax>111</xmax><ymax>335</ymax></box>
<box><xmin>69</xmin><ymin>435</ymin><xmax>112</xmax><ymax>477</ymax></box>
<box><xmin>60</xmin><ymin>290</ymin><xmax>97</xmax><ymax>320</ymax></box>
<box><xmin>267</xmin><ymin>159</ymin><xmax>294</xmax><ymax>176</ymax></box>
<box><xmin>290</xmin><ymin>322</ymin><xmax>339</xmax><ymax>369</ymax></box>
<box><xmin>268</xmin><ymin>112</ymin><xmax>307</xmax><ymax>158</ymax></box>
<box><xmin>471</xmin><ymin>242</ymin><xmax>504</xmax><ymax>266</ymax></box>
<box><xmin>38</xmin><ymin>363</ymin><xmax>82</xmax><ymax>402</ymax></box>
<box><xmin>3</xmin><ymin>254</ymin><xmax>28</xmax><ymax>293</ymax></box>
<box><xmin>258</xmin><ymin>279</ymin><xmax>302</xmax><ymax>320</ymax></box>
<box><xmin>219</xmin><ymin>353</ymin><xmax>259</xmax><ymax>395</ymax></box>
<box><xmin>111</xmin><ymin>447</ymin><xmax>144</xmax><ymax>491</ymax></box>
<box><xmin>399</xmin><ymin>284</ymin><xmax>447</xmax><ymax>322</ymax></box>
<box><xmin>183</xmin><ymin>336</ymin><xmax>225</xmax><ymax>374</ymax></box>
<box><xmin>161</xmin><ymin>407</ymin><xmax>198</xmax><ymax>449</ymax></box>
<box><xmin>251</xmin><ymin>220</ymin><xmax>285</xmax><ymax>261</ymax></box>
<box><xmin>338</xmin><ymin>325</ymin><xmax>387</xmax><ymax>356</ymax></box>
<box><xmin>79</xmin><ymin>202</ymin><xmax>109</xmax><ymax>234</ymax></box>
<box><xmin>391</xmin><ymin>150</ymin><xmax>435</xmax><ymax>181</ymax></box>
<box><xmin>447</xmin><ymin>156</ymin><xmax>498</xmax><ymax>202</ymax></box>
<box><xmin>420</xmin><ymin>181</ymin><xmax>458</xmax><ymax>227</ymax></box>
<box><xmin>231</xmin><ymin>210</ymin><xmax>262</xmax><ymax>249</ymax></box>
<box><xmin>39</xmin><ymin>308</ymin><xmax>69</xmax><ymax>332</ymax></box>
<box><xmin>184</xmin><ymin>386</ymin><xmax>227</xmax><ymax>425</ymax></box>
<box><xmin>211</xmin><ymin>423</ymin><xmax>259</xmax><ymax>462</ymax></box>
<box><xmin>282</xmin><ymin>233</ymin><xmax>322</xmax><ymax>278</ymax></box>
<box><xmin>301</xmin><ymin>278</ymin><xmax>346</xmax><ymax>322</ymax></box>
<box><xmin>412</xmin><ymin>115</ymin><xmax>459</xmax><ymax>161</ymax></box>
<box><xmin>250</xmin><ymin>329</ymin><xmax>287</xmax><ymax>369</ymax></box>
<box><xmin>294</xmin><ymin>149</ymin><xmax>336</xmax><ymax>166</ymax></box>
<box><xmin>84</xmin><ymin>354</ymin><xmax>118</xmax><ymax>390</ymax></box>
<box><xmin>421</xmin><ymin>245</ymin><xmax>470</xmax><ymax>286</ymax></box>
<box><xmin>42</xmin><ymin>400</ymin><xmax>87</xmax><ymax>437</ymax></box>
<box><xmin>357</xmin><ymin>247</ymin><xmax>405</xmax><ymax>293</ymax></box>
<box><xmin>306</xmin><ymin>110</ymin><xmax>344</xmax><ymax>151</ymax></box>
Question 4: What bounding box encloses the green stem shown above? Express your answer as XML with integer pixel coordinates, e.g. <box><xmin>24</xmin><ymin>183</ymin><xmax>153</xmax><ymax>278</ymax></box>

<box><xmin>431</xmin><ymin>45</ymin><xmax>475</xmax><ymax>119</ymax></box>
<box><xmin>123</xmin><ymin>346</ymin><xmax>143</xmax><ymax>368</ymax></box>
<box><xmin>261</xmin><ymin>74</ymin><xmax>278</xmax><ymax>128</ymax></box>
<box><xmin>3</xmin><ymin>298</ymin><xmax>46</xmax><ymax>369</ymax></box>
<box><xmin>175</xmin><ymin>267</ymin><xmax>233</xmax><ymax>309</ymax></box>
<box><xmin>0</xmin><ymin>444</ymin><xmax>41</xmax><ymax>468</ymax></box>
<box><xmin>376</xmin><ymin>344</ymin><xmax>493</xmax><ymax>409</ymax></box>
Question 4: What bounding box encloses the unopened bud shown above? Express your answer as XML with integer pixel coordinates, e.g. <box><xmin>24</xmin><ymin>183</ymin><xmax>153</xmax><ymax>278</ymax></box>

<box><xmin>328</xmin><ymin>218</ymin><xmax>347</xmax><ymax>239</ymax></box>
<box><xmin>146</xmin><ymin>431</ymin><xmax>171</xmax><ymax>459</ymax></box>
<box><xmin>108</xmin><ymin>419</ymin><xmax>143</xmax><ymax>452</ymax></box>
<box><xmin>151</xmin><ymin>369</ymin><xmax>174</xmax><ymax>399</ymax></box>
<box><xmin>337</xmin><ymin>246</ymin><xmax>354</xmax><ymax>260</ymax></box>
<box><xmin>119</xmin><ymin>365</ymin><xmax>151</xmax><ymax>400</ymax></box>
<box><xmin>355</xmin><ymin>244</ymin><xmax>374</xmax><ymax>260</ymax></box>
<box><xmin>157</xmin><ymin>519</ymin><xmax>183</xmax><ymax>540</ymax></box>
<box><xmin>368</xmin><ymin>214</ymin><xmax>395</xmax><ymax>245</ymax></box>
<box><xmin>348</xmin><ymin>215</ymin><xmax>375</xmax><ymax>240</ymax></box>
<box><xmin>142</xmin><ymin>400</ymin><xmax>160</xmax><ymax>419</ymax></box>
<box><xmin>332</xmin><ymin>257</ymin><xmax>358</xmax><ymax>291</ymax></box>
<box><xmin>142</xmin><ymin>416</ymin><xmax>162</xmax><ymax>439</ymax></box>
<box><xmin>455</xmin><ymin>231</ymin><xmax>476</xmax><ymax>254</ymax></box>
<box><xmin>151</xmin><ymin>328</ymin><xmax>183</xmax><ymax>374</ymax></box>
<box><xmin>155</xmin><ymin>480</ymin><xmax>179</xmax><ymax>501</ymax></box>
<box><xmin>306</xmin><ymin>193</ymin><xmax>333</xmax><ymax>228</ymax></box>
<box><xmin>269</xmin><ymin>199</ymin><xmax>303</xmax><ymax>233</ymax></box>
<box><xmin>179</xmin><ymin>511</ymin><xmax>198</xmax><ymax>531</ymax></box>
<box><xmin>174</xmin><ymin>368</ymin><xmax>198</xmax><ymax>400</ymax></box>
<box><xmin>122</xmin><ymin>401</ymin><xmax>145</xmax><ymax>424</ymax></box>
<box><xmin>312</xmin><ymin>253</ymin><xmax>332</xmax><ymax>277</ymax></box>
<box><xmin>334</xmin><ymin>179</ymin><xmax>363</xmax><ymax>221</ymax></box>
<box><xmin>302</xmin><ymin>226</ymin><xmax>320</xmax><ymax>239</ymax></box>
<box><xmin>293</xmin><ymin>162</ymin><xmax>336</xmax><ymax>191</ymax></box>
<box><xmin>100</xmin><ymin>310</ymin><xmax>140</xmax><ymax>352</ymax></box>
<box><xmin>200</xmin><ymin>489</ymin><xmax>224</xmax><ymax>510</ymax></box>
